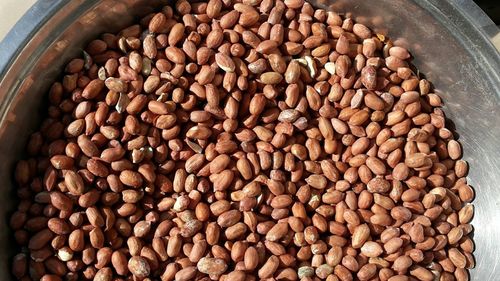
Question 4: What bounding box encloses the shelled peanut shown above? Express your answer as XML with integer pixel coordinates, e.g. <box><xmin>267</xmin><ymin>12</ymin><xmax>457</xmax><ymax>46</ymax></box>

<box><xmin>10</xmin><ymin>0</ymin><xmax>474</xmax><ymax>280</ymax></box>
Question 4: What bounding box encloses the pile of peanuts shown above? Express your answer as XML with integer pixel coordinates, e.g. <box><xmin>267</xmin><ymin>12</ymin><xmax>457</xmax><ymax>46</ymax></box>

<box><xmin>10</xmin><ymin>0</ymin><xmax>475</xmax><ymax>280</ymax></box>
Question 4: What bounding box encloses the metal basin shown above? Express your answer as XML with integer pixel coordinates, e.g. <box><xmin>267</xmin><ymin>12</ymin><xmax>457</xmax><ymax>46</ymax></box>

<box><xmin>0</xmin><ymin>0</ymin><xmax>498</xmax><ymax>280</ymax></box>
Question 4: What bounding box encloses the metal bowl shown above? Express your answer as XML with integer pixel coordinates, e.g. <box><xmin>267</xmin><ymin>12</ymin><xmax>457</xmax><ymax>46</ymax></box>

<box><xmin>0</xmin><ymin>0</ymin><xmax>498</xmax><ymax>280</ymax></box>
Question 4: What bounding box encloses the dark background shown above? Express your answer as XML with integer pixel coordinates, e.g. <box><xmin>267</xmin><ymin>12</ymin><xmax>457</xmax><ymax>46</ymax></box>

<box><xmin>474</xmin><ymin>0</ymin><xmax>500</xmax><ymax>24</ymax></box>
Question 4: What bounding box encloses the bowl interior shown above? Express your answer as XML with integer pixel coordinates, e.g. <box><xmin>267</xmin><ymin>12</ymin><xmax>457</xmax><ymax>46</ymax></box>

<box><xmin>0</xmin><ymin>0</ymin><xmax>498</xmax><ymax>279</ymax></box>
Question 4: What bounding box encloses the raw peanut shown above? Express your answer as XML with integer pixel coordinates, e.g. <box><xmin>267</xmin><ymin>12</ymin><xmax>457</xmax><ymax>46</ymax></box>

<box><xmin>155</xmin><ymin>114</ymin><xmax>177</xmax><ymax>129</ymax></box>
<box><xmin>305</xmin><ymin>174</ymin><xmax>327</xmax><ymax>189</ymax></box>
<box><xmin>104</xmin><ymin>77</ymin><xmax>127</xmax><ymax>92</ymax></box>
<box><xmin>225</xmin><ymin>223</ymin><xmax>247</xmax><ymax>240</ymax></box>
<box><xmin>144</xmin><ymin>35</ymin><xmax>158</xmax><ymax>59</ymax></box>
<box><xmin>207</xmin><ymin>29</ymin><xmax>224</xmax><ymax>49</ymax></box>
<box><xmin>386</xmin><ymin>56</ymin><xmax>408</xmax><ymax>71</ymax></box>
<box><xmin>257</xmin><ymin>40</ymin><xmax>278</xmax><ymax>54</ymax></box>
<box><xmin>217</xmin><ymin>210</ymin><xmax>241</xmax><ymax>227</ymax></box>
<box><xmin>353</xmin><ymin>23</ymin><xmax>372</xmax><ymax>39</ymax></box>
<box><xmin>165</xmin><ymin>47</ymin><xmax>185</xmax><ymax>64</ymax></box>
<box><xmin>197</xmin><ymin>257</ymin><xmax>228</xmax><ymax>275</ymax></box>
<box><xmin>77</xmin><ymin>135</ymin><xmax>99</xmax><ymax>157</ymax></box>
<box><xmin>94</xmin><ymin>267</ymin><xmax>112</xmax><ymax>281</ymax></box>
<box><xmin>111</xmin><ymin>251</ymin><xmax>128</xmax><ymax>275</ymax></box>
<box><xmin>244</xmin><ymin>246</ymin><xmax>259</xmax><ymax>270</ymax></box>
<box><xmin>236</xmin><ymin>158</ymin><xmax>253</xmax><ymax>180</ymax></box>
<box><xmin>82</xmin><ymin>79</ymin><xmax>105</xmax><ymax>99</ymax></box>
<box><xmin>352</xmin><ymin>224</ymin><xmax>370</xmax><ymax>248</ymax></box>
<box><xmin>215</xmin><ymin>53</ymin><xmax>236</xmax><ymax>73</ymax></box>
<box><xmin>68</xmin><ymin>229</ymin><xmax>85</xmax><ymax>252</ymax></box>
<box><xmin>448</xmin><ymin>140</ymin><xmax>462</xmax><ymax>160</ymax></box>
<box><xmin>227</xmin><ymin>270</ymin><xmax>246</xmax><ymax>281</ymax></box>
<box><xmin>220</xmin><ymin>10</ymin><xmax>240</xmax><ymax>29</ymax></box>
<box><xmin>449</xmin><ymin>248</ymin><xmax>467</xmax><ymax>268</ymax></box>
<box><xmin>285</xmin><ymin>60</ymin><xmax>301</xmax><ymax>84</ymax></box>
<box><xmin>271</xmin><ymin>194</ymin><xmax>292</xmax><ymax>208</ymax></box>
<box><xmin>448</xmin><ymin>227</ymin><xmax>464</xmax><ymax>245</ymax></box>
<box><xmin>175</xmin><ymin>266</ymin><xmax>197</xmax><ymax>281</ymax></box>
<box><xmin>455</xmin><ymin>160</ymin><xmax>468</xmax><ymax>177</ymax></box>
<box><xmin>189</xmin><ymin>239</ymin><xmax>207</xmax><ymax>263</ymax></box>
<box><xmin>78</xmin><ymin>190</ymin><xmax>101</xmax><ymax>208</ymax></box>
<box><xmin>87</xmin><ymin>158</ymin><xmax>109</xmax><ymax>177</ymax></box>
<box><xmin>459</xmin><ymin>204</ymin><xmax>474</xmax><ymax>224</ymax></box>
<box><xmin>210</xmin><ymin>154</ymin><xmax>231</xmax><ymax>174</ymax></box>
<box><xmin>168</xmin><ymin>23</ymin><xmax>185</xmax><ymax>46</ymax></box>
<box><xmin>119</xmin><ymin>170</ymin><xmax>143</xmax><ymax>188</ymax></box>
<box><xmin>161</xmin><ymin>263</ymin><xmax>178</xmax><ymax>281</ymax></box>
<box><xmin>268</xmin><ymin>54</ymin><xmax>286</xmax><ymax>73</ymax></box>
<box><xmin>284</xmin><ymin>0</ymin><xmax>305</xmax><ymax>9</ymax></box>
<box><xmin>28</xmin><ymin>229</ymin><xmax>54</xmax><ymax>250</ymax></box>
<box><xmin>66</xmin><ymin>119</ymin><xmax>85</xmax><ymax>136</ymax></box>
<box><xmin>393</xmin><ymin>255</ymin><xmax>413</xmax><ymax>272</ymax></box>
<box><xmin>10</xmin><ymin>1</ymin><xmax>475</xmax><ymax>281</ymax></box>
<box><xmin>336</xmin><ymin>55</ymin><xmax>351</xmax><ymax>77</ymax></box>
<box><xmin>64</xmin><ymin>171</ymin><xmax>84</xmax><ymax>195</ymax></box>
<box><xmin>336</xmin><ymin>34</ymin><xmax>350</xmax><ymax>55</ymax></box>
<box><xmin>47</xmin><ymin>218</ymin><xmax>70</xmax><ymax>235</ymax></box>
<box><xmin>86</xmin><ymin>207</ymin><xmax>104</xmax><ymax>227</ymax></box>
<box><xmin>207</xmin><ymin>0</ymin><xmax>222</xmax><ymax>18</ymax></box>
<box><xmin>143</xmin><ymin>76</ymin><xmax>160</xmax><ymax>93</ymax></box>
<box><xmin>384</xmin><ymin>237</ymin><xmax>403</xmax><ymax>254</ymax></box>
<box><xmin>239</xmin><ymin>10</ymin><xmax>259</xmax><ymax>27</ymax></box>
<box><xmin>389</xmin><ymin>46</ymin><xmax>411</xmax><ymax>60</ymax></box>
<box><xmin>266</xmin><ymin>222</ymin><xmax>288</xmax><ymax>241</ymax></box>
<box><xmin>357</xmin><ymin>263</ymin><xmax>377</xmax><ymax>280</ymax></box>
<box><xmin>367</xmin><ymin>177</ymin><xmax>391</xmax><ymax>193</ymax></box>
<box><xmin>361</xmin><ymin>241</ymin><xmax>383</xmax><ymax>257</ymax></box>
<box><xmin>258</xmin><ymin>255</ymin><xmax>279</xmax><ymax>278</ymax></box>
<box><xmin>298</xmin><ymin>266</ymin><xmax>315</xmax><ymax>278</ymax></box>
<box><xmin>391</xmin><ymin>206</ymin><xmax>412</xmax><ymax>221</ymax></box>
<box><xmin>50</xmin><ymin>155</ymin><xmax>74</xmax><ymax>169</ymax></box>
<box><xmin>366</xmin><ymin>156</ymin><xmax>386</xmax><ymax>175</ymax></box>
<box><xmin>316</xmin><ymin>264</ymin><xmax>334</xmax><ymax>279</ymax></box>
<box><xmin>260</xmin><ymin>72</ymin><xmax>283</xmax><ymax>85</ymax></box>
<box><xmin>149</xmin><ymin>13</ymin><xmax>166</xmax><ymax>33</ymax></box>
<box><xmin>11</xmin><ymin>253</ymin><xmax>27</xmax><ymax>279</ymax></box>
<box><xmin>361</xmin><ymin>66</ymin><xmax>377</xmax><ymax>90</ymax></box>
<box><xmin>166</xmin><ymin>235</ymin><xmax>182</xmax><ymax>257</ymax></box>
<box><xmin>148</xmin><ymin>100</ymin><xmax>170</xmax><ymax>115</ymax></box>
<box><xmin>89</xmin><ymin>227</ymin><xmax>105</xmax><ymax>248</ymax></box>
<box><xmin>128</xmin><ymin>256</ymin><xmax>150</xmax><ymax>278</ymax></box>
<box><xmin>50</xmin><ymin>192</ymin><xmax>73</xmax><ymax>211</ymax></box>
